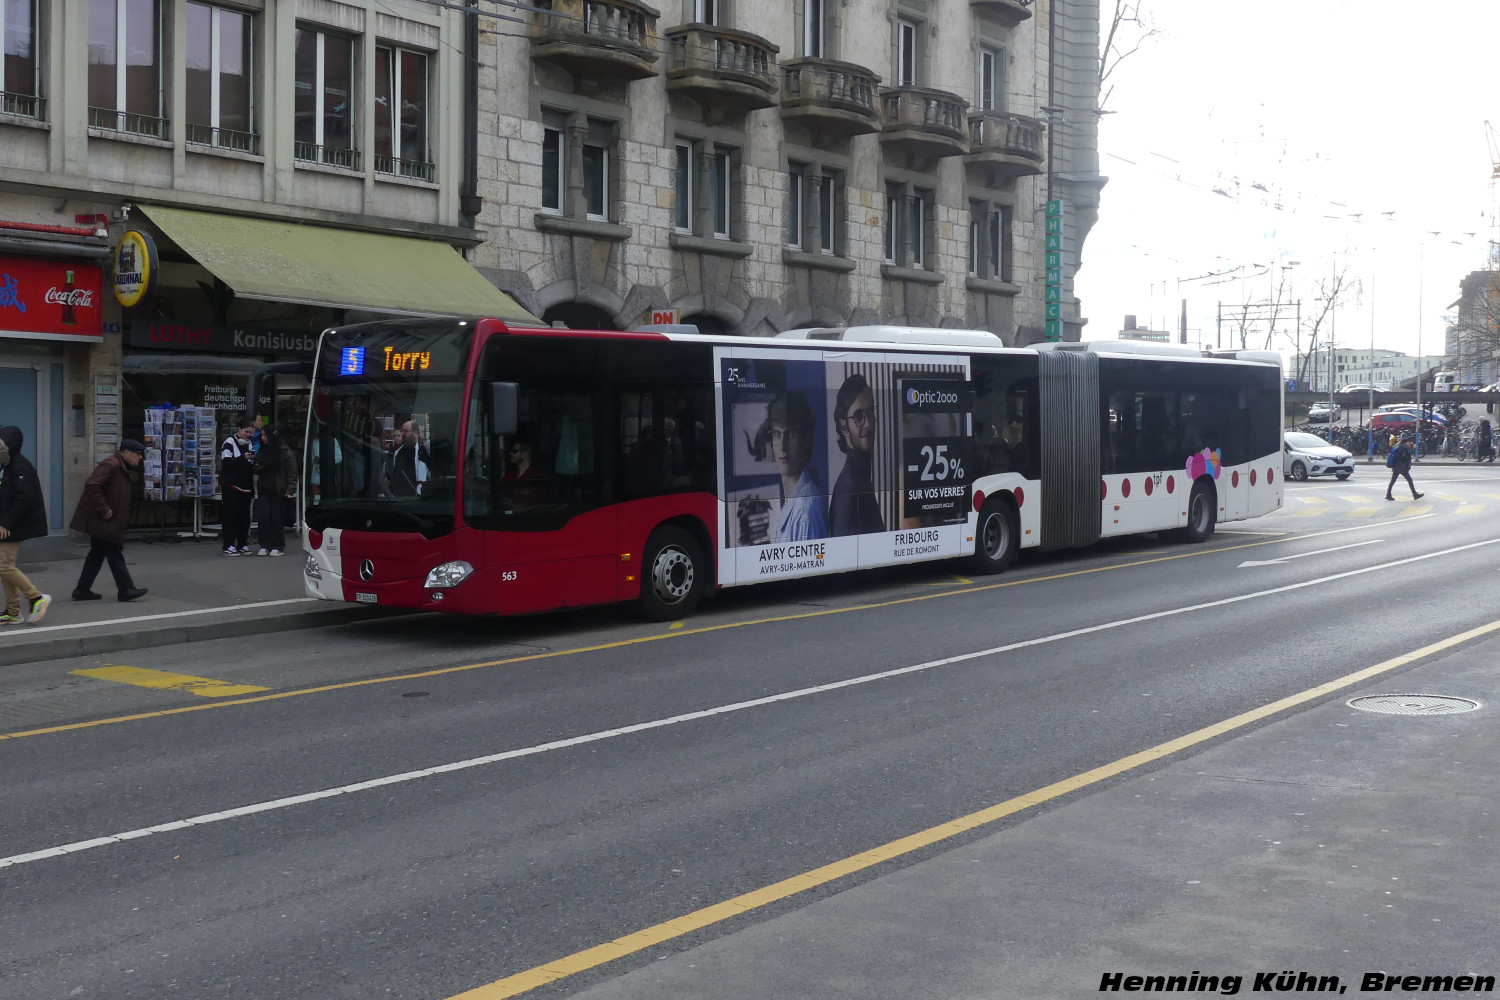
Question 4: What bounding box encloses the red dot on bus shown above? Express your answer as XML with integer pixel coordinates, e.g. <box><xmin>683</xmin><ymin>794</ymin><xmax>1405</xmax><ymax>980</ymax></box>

<box><xmin>1101</xmin><ymin>479</ymin><xmax>1107</xmax><ymax>499</ymax></box>
<box><xmin>973</xmin><ymin>490</ymin><xmax>986</xmax><ymax>512</ymax></box>
<box><xmin>1166</xmin><ymin>475</ymin><xmax>1175</xmax><ymax>493</ymax></box>
<box><xmin>1144</xmin><ymin>477</ymin><xmax>1154</xmax><ymax>496</ymax></box>
<box><xmin>1014</xmin><ymin>487</ymin><xmax>1024</xmax><ymax>507</ymax></box>
<box><xmin>1250</xmin><ymin>469</ymin><xmax>1257</xmax><ymax>486</ymax></box>
<box><xmin>1232</xmin><ymin>470</ymin><xmax>1240</xmax><ymax>488</ymax></box>
<box><xmin>1122</xmin><ymin>478</ymin><xmax>1131</xmax><ymax>498</ymax></box>
<box><xmin>1268</xmin><ymin>468</ymin><xmax>1275</xmax><ymax>485</ymax></box>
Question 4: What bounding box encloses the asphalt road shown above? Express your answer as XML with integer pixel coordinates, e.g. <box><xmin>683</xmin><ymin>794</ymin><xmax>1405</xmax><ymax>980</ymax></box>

<box><xmin>4</xmin><ymin>464</ymin><xmax>1499</xmax><ymax>1000</ymax></box>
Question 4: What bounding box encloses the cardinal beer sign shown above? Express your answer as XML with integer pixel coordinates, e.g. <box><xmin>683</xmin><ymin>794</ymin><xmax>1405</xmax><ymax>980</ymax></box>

<box><xmin>112</xmin><ymin>230</ymin><xmax>158</xmax><ymax>309</ymax></box>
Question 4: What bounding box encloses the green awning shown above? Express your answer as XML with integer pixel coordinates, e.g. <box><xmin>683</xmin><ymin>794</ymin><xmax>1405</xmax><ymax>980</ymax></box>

<box><xmin>139</xmin><ymin>204</ymin><xmax>539</xmax><ymax>323</ymax></box>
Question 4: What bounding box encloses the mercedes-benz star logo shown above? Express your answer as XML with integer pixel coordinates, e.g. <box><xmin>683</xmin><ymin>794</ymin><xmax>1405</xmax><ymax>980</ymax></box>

<box><xmin>359</xmin><ymin>559</ymin><xmax>374</xmax><ymax>582</ymax></box>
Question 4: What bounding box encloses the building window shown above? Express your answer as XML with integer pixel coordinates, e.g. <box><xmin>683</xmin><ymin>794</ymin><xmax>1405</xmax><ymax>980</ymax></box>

<box><xmin>692</xmin><ymin>0</ymin><xmax>719</xmax><ymax>25</ymax></box>
<box><xmin>185</xmin><ymin>2</ymin><xmax>254</xmax><ymax>151</ymax></box>
<box><xmin>710</xmin><ymin>149</ymin><xmax>732</xmax><ymax>238</ymax></box>
<box><xmin>2</xmin><ymin>0</ymin><xmax>41</xmax><ymax>118</ymax></box>
<box><xmin>885</xmin><ymin>181</ymin><xmax>931</xmax><ymax>269</ymax></box>
<box><xmin>787</xmin><ymin>161</ymin><xmax>805</xmax><ymax>249</ymax></box>
<box><xmin>294</xmin><ymin>27</ymin><xmax>357</xmax><ymax>168</ymax></box>
<box><xmin>969</xmin><ymin>200</ymin><xmax>1013</xmax><ymax>280</ymax></box>
<box><xmin>979</xmin><ymin>46</ymin><xmax>999</xmax><ymax>112</ymax></box>
<box><xmin>896</xmin><ymin>18</ymin><xmax>919</xmax><ymax>88</ymax></box>
<box><xmin>674</xmin><ymin>141</ymin><xmax>693</xmax><ymax>231</ymax></box>
<box><xmin>542</xmin><ymin>114</ymin><xmax>564</xmax><ymax>212</ymax></box>
<box><xmin>802</xmin><ymin>0</ymin><xmax>824</xmax><ymax>58</ymax></box>
<box><xmin>583</xmin><ymin>129</ymin><xmax>609</xmax><ymax>219</ymax></box>
<box><xmin>88</xmin><ymin>0</ymin><xmax>165</xmax><ymax>137</ymax></box>
<box><xmin>375</xmin><ymin>44</ymin><xmax>432</xmax><ymax>181</ymax></box>
<box><xmin>817</xmin><ymin>172</ymin><xmax>836</xmax><ymax>255</ymax></box>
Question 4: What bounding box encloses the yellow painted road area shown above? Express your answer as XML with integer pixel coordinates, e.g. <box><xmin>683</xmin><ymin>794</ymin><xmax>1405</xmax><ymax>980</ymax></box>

<box><xmin>71</xmin><ymin>666</ymin><xmax>270</xmax><ymax>698</ymax></box>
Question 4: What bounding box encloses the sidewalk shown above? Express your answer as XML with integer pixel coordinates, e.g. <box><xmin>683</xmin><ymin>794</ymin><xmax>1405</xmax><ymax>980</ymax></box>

<box><xmin>1</xmin><ymin>533</ymin><xmax>377</xmax><ymax>666</ymax></box>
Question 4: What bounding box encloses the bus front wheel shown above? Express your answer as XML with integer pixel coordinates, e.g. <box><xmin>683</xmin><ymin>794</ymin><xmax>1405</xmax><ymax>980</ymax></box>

<box><xmin>969</xmin><ymin>498</ymin><xmax>1019</xmax><ymax>575</ymax></box>
<box><xmin>638</xmin><ymin>526</ymin><xmax>705</xmax><ymax>621</ymax></box>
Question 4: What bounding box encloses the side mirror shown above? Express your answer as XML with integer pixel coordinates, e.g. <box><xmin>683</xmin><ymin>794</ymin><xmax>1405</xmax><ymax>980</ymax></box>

<box><xmin>489</xmin><ymin>382</ymin><xmax>518</xmax><ymax>437</ymax></box>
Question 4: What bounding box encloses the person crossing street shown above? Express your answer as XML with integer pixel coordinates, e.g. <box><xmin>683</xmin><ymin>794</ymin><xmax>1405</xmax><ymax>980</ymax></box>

<box><xmin>1384</xmin><ymin>433</ymin><xmax>1424</xmax><ymax>502</ymax></box>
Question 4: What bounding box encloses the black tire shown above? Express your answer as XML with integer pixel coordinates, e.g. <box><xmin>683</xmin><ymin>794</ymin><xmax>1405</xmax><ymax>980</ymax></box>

<box><xmin>1289</xmin><ymin>461</ymin><xmax>1308</xmax><ymax>482</ymax></box>
<box><xmin>1178</xmin><ymin>481</ymin><xmax>1216</xmax><ymax>543</ymax></box>
<box><xmin>1335</xmin><ymin>471</ymin><xmax>1351</xmax><ymax>480</ymax></box>
<box><xmin>969</xmin><ymin>498</ymin><xmax>1019</xmax><ymax>575</ymax></box>
<box><xmin>637</xmin><ymin>526</ymin><xmax>704</xmax><ymax>621</ymax></box>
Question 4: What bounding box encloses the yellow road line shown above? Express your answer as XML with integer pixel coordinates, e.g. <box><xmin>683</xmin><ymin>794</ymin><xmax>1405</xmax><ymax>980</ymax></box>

<box><xmin>1457</xmin><ymin>505</ymin><xmax>1485</xmax><ymax>515</ymax></box>
<box><xmin>446</xmin><ymin>618</ymin><xmax>1500</xmax><ymax>999</ymax></box>
<box><xmin>1345</xmin><ymin>507</ymin><xmax>1378</xmax><ymax>518</ymax></box>
<box><xmin>71</xmin><ymin>666</ymin><xmax>270</xmax><ymax>697</ymax></box>
<box><xmin>1399</xmin><ymin>505</ymin><xmax>1433</xmax><ymax>515</ymax></box>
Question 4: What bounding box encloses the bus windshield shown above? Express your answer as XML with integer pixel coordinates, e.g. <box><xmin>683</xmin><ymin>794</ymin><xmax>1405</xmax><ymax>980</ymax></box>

<box><xmin>305</xmin><ymin>320</ymin><xmax>473</xmax><ymax>535</ymax></box>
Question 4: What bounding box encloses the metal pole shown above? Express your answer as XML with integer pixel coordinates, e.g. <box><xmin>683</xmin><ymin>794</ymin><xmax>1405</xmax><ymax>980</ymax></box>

<box><xmin>1367</xmin><ymin>276</ymin><xmax>1376</xmax><ymax>462</ymax></box>
<box><xmin>1416</xmin><ymin>247</ymin><xmax>1424</xmax><ymax>461</ymax></box>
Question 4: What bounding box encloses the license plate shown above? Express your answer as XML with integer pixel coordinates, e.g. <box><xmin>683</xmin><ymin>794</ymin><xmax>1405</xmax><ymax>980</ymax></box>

<box><xmin>355</xmin><ymin>592</ymin><xmax>378</xmax><ymax>604</ymax></box>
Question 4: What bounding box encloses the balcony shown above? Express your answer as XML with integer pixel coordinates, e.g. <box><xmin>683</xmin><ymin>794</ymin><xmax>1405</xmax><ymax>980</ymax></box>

<box><xmin>665</xmin><ymin>24</ymin><xmax>779</xmax><ymax>116</ymax></box>
<box><xmin>780</xmin><ymin>58</ymin><xmax>880</xmax><ymax>140</ymax></box>
<box><xmin>878</xmin><ymin>86</ymin><xmax>968</xmax><ymax>165</ymax></box>
<box><xmin>964</xmin><ymin>111</ymin><xmax>1044</xmax><ymax>184</ymax></box>
<box><xmin>1</xmin><ymin>91</ymin><xmax>44</xmax><ymax>120</ymax></box>
<box><xmin>530</xmin><ymin>0</ymin><xmax>660</xmax><ymax>84</ymax></box>
<box><xmin>970</xmin><ymin>0</ymin><xmax>1033</xmax><ymax>27</ymax></box>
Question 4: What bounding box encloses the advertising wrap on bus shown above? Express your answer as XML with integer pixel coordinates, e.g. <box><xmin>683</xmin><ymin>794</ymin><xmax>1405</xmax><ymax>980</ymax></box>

<box><xmin>715</xmin><ymin>346</ymin><xmax>972</xmax><ymax>586</ymax></box>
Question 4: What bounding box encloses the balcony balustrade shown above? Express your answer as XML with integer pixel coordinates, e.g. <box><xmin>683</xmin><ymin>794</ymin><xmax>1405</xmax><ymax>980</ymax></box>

<box><xmin>965</xmin><ymin>110</ymin><xmax>1044</xmax><ymax>184</ymax></box>
<box><xmin>530</xmin><ymin>0</ymin><xmax>660</xmax><ymax>83</ymax></box>
<box><xmin>878</xmin><ymin>86</ymin><xmax>968</xmax><ymax>165</ymax></box>
<box><xmin>665</xmin><ymin>24</ymin><xmax>779</xmax><ymax>115</ymax></box>
<box><xmin>780</xmin><ymin>58</ymin><xmax>880</xmax><ymax>139</ymax></box>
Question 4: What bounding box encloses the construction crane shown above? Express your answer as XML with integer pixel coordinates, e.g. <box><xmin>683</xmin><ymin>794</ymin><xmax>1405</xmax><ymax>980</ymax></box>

<box><xmin>1487</xmin><ymin>121</ymin><xmax>1500</xmax><ymax>179</ymax></box>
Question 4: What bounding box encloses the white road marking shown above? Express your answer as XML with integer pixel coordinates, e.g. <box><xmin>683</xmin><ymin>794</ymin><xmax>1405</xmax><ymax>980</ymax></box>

<box><xmin>5</xmin><ymin>535</ymin><xmax>1499</xmax><ymax>872</ymax></box>
<box><xmin>20</xmin><ymin>598</ymin><xmax>317</xmax><ymax>634</ymax></box>
<box><xmin>1238</xmin><ymin>539</ymin><xmax>1383</xmax><ymax>568</ymax></box>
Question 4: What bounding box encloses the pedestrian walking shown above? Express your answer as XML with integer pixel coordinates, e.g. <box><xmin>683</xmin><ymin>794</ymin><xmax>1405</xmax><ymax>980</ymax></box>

<box><xmin>1384</xmin><ymin>433</ymin><xmax>1424</xmax><ymax>502</ymax></box>
<box><xmin>1478</xmin><ymin>419</ymin><xmax>1494</xmax><ymax>463</ymax></box>
<box><xmin>70</xmin><ymin>440</ymin><xmax>148</xmax><ymax>601</ymax></box>
<box><xmin>253</xmin><ymin>424</ymin><xmax>297</xmax><ymax>556</ymax></box>
<box><xmin>0</xmin><ymin>425</ymin><xmax>51</xmax><ymax>624</ymax></box>
<box><xmin>220</xmin><ymin>417</ymin><xmax>256</xmax><ymax>555</ymax></box>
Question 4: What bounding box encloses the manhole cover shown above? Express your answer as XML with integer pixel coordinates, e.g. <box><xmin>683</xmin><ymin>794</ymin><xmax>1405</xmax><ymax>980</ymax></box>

<box><xmin>1347</xmin><ymin>694</ymin><xmax>1480</xmax><ymax>716</ymax></box>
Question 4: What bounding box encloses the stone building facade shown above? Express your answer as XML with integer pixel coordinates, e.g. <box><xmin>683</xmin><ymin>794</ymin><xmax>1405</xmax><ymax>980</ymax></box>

<box><xmin>471</xmin><ymin>0</ymin><xmax>1102</xmax><ymax>343</ymax></box>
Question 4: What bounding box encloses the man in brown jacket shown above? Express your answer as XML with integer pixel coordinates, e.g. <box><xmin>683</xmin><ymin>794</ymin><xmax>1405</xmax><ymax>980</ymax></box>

<box><xmin>70</xmin><ymin>440</ymin><xmax>148</xmax><ymax>602</ymax></box>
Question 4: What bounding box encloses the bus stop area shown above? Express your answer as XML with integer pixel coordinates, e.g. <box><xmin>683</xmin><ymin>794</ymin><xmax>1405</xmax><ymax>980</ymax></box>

<box><xmin>0</xmin><ymin>533</ymin><xmax>373</xmax><ymax>667</ymax></box>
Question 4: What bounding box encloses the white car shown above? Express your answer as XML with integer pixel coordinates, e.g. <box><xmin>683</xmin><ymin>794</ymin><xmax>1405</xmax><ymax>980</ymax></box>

<box><xmin>1284</xmin><ymin>432</ymin><xmax>1354</xmax><ymax>481</ymax></box>
<box><xmin>1307</xmin><ymin>401</ymin><xmax>1341</xmax><ymax>422</ymax></box>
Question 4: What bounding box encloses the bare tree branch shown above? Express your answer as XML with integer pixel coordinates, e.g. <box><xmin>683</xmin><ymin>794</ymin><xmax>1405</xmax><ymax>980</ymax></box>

<box><xmin>1098</xmin><ymin>0</ymin><xmax>1159</xmax><ymax>112</ymax></box>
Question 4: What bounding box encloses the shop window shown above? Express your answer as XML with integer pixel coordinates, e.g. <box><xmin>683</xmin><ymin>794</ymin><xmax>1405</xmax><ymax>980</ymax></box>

<box><xmin>293</xmin><ymin>26</ymin><xmax>358</xmax><ymax>169</ymax></box>
<box><xmin>88</xmin><ymin>0</ymin><xmax>165</xmax><ymax>138</ymax></box>
<box><xmin>375</xmin><ymin>44</ymin><xmax>432</xmax><ymax>182</ymax></box>
<box><xmin>185</xmin><ymin>2</ymin><xmax>255</xmax><ymax>152</ymax></box>
<box><xmin>2</xmin><ymin>0</ymin><xmax>42</xmax><ymax>119</ymax></box>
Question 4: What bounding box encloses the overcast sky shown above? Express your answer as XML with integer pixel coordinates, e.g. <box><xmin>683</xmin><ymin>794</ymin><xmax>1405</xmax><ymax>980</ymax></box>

<box><xmin>1074</xmin><ymin>0</ymin><xmax>1500</xmax><ymax>365</ymax></box>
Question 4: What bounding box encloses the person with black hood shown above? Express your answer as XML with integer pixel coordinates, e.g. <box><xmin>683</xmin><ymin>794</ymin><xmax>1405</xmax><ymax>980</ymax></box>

<box><xmin>0</xmin><ymin>425</ymin><xmax>51</xmax><ymax>624</ymax></box>
<box><xmin>219</xmin><ymin>417</ymin><xmax>256</xmax><ymax>555</ymax></box>
<box><xmin>253</xmin><ymin>424</ymin><xmax>298</xmax><ymax>556</ymax></box>
<box><xmin>70</xmin><ymin>440</ymin><xmax>148</xmax><ymax>601</ymax></box>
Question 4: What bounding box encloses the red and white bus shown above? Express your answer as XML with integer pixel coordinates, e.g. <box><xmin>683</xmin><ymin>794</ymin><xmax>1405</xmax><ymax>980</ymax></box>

<box><xmin>301</xmin><ymin>320</ymin><xmax>1283</xmax><ymax>619</ymax></box>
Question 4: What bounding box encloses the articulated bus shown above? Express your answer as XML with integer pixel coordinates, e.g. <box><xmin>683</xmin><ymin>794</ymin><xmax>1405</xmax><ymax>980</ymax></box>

<box><xmin>301</xmin><ymin>320</ymin><xmax>1283</xmax><ymax>620</ymax></box>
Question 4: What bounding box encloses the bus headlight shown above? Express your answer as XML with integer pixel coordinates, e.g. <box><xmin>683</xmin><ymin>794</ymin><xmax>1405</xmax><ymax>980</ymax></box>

<box><xmin>424</xmin><ymin>561</ymin><xmax>474</xmax><ymax>588</ymax></box>
<box><xmin>305</xmin><ymin>554</ymin><xmax>322</xmax><ymax>580</ymax></box>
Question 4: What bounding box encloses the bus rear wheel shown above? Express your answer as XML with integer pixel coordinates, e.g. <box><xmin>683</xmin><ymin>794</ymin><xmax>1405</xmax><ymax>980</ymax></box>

<box><xmin>638</xmin><ymin>526</ymin><xmax>704</xmax><ymax>621</ymax></box>
<box><xmin>1177</xmin><ymin>482</ymin><xmax>1216</xmax><ymax>543</ymax></box>
<box><xmin>969</xmin><ymin>498</ymin><xmax>1019</xmax><ymax>575</ymax></box>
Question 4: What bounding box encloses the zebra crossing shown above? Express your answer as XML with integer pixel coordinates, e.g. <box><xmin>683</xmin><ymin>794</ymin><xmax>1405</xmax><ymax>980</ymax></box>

<box><xmin>1277</xmin><ymin>491</ymin><xmax>1500</xmax><ymax>519</ymax></box>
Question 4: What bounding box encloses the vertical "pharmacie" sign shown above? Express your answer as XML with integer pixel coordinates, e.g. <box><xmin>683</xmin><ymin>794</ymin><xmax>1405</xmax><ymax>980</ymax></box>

<box><xmin>1045</xmin><ymin>199</ymin><xmax>1064</xmax><ymax>342</ymax></box>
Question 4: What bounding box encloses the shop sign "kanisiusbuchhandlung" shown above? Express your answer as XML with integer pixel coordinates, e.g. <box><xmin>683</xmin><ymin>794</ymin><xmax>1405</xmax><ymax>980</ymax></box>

<box><xmin>127</xmin><ymin>321</ymin><xmax>319</xmax><ymax>357</ymax></box>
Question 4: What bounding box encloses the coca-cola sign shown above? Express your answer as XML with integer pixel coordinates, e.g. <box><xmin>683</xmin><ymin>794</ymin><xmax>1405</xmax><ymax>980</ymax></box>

<box><xmin>0</xmin><ymin>255</ymin><xmax>104</xmax><ymax>342</ymax></box>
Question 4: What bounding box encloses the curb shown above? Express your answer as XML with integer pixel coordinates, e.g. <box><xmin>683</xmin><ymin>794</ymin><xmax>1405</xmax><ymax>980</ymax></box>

<box><xmin>2</xmin><ymin>604</ymin><xmax>387</xmax><ymax>667</ymax></box>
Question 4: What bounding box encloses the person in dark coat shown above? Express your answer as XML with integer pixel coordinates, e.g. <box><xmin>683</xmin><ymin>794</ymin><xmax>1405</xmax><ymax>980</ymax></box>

<box><xmin>0</xmin><ymin>425</ymin><xmax>51</xmax><ymax>623</ymax></box>
<box><xmin>219</xmin><ymin>417</ymin><xmax>256</xmax><ymax>555</ymax></box>
<box><xmin>1384</xmin><ymin>433</ymin><xmax>1424</xmax><ymax>503</ymax></box>
<box><xmin>70</xmin><ymin>440</ymin><xmax>147</xmax><ymax>601</ymax></box>
<box><xmin>253</xmin><ymin>425</ymin><xmax>298</xmax><ymax>556</ymax></box>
